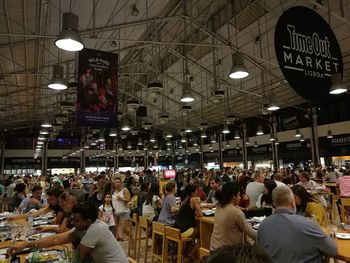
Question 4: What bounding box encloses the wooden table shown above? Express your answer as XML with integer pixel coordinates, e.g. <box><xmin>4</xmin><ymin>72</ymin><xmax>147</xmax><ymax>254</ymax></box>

<box><xmin>0</xmin><ymin>218</ymin><xmax>73</xmax><ymax>263</ymax></box>
<box><xmin>198</xmin><ymin>216</ymin><xmax>350</xmax><ymax>262</ymax></box>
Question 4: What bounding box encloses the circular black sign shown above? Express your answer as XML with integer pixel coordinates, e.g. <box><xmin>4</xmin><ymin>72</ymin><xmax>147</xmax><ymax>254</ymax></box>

<box><xmin>274</xmin><ymin>6</ymin><xmax>343</xmax><ymax>102</ymax></box>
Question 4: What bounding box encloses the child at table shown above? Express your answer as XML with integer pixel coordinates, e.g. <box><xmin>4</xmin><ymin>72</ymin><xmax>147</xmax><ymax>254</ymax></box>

<box><xmin>98</xmin><ymin>193</ymin><xmax>116</xmax><ymax>236</ymax></box>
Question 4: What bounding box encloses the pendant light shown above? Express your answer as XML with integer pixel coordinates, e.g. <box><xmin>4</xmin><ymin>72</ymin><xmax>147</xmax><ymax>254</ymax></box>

<box><xmin>41</xmin><ymin>121</ymin><xmax>52</xmax><ymax>128</ymax></box>
<box><xmin>326</xmin><ymin>129</ymin><xmax>333</xmax><ymax>139</ymax></box>
<box><xmin>254</xmin><ymin>141</ymin><xmax>258</xmax><ymax>147</ymax></box>
<box><xmin>245</xmin><ymin>138</ymin><xmax>250</xmax><ymax>145</ymax></box>
<box><xmin>299</xmin><ymin>135</ymin><xmax>305</xmax><ymax>142</ymax></box>
<box><xmin>48</xmin><ymin>64</ymin><xmax>67</xmax><ymax>90</ymax></box>
<box><xmin>109</xmin><ymin>129</ymin><xmax>117</xmax><ymax>137</ymax></box>
<box><xmin>329</xmin><ymin>73</ymin><xmax>347</xmax><ymax>94</ymax></box>
<box><xmin>256</xmin><ymin>126</ymin><xmax>264</xmax><ymax>136</ymax></box>
<box><xmin>274</xmin><ymin>139</ymin><xmax>280</xmax><ymax>145</ymax></box>
<box><xmin>228</xmin><ymin>52</ymin><xmax>249</xmax><ymax>79</ymax></box>
<box><xmin>222</xmin><ymin>124</ymin><xmax>230</xmax><ymax>134</ymax></box>
<box><xmin>267</xmin><ymin>95</ymin><xmax>280</xmax><ymax>111</ymax></box>
<box><xmin>200</xmin><ymin>130</ymin><xmax>207</xmax><ymax>138</ymax></box>
<box><xmin>234</xmin><ymin>131</ymin><xmax>240</xmax><ymax>139</ymax></box>
<box><xmin>225</xmin><ymin>140</ymin><xmax>231</xmax><ymax>148</ymax></box>
<box><xmin>137</xmin><ymin>138</ymin><xmax>143</xmax><ymax>146</ymax></box>
<box><xmin>181</xmin><ymin>83</ymin><xmax>195</xmax><ymax>102</ymax></box>
<box><xmin>294</xmin><ymin>128</ymin><xmax>302</xmax><ymax>138</ymax></box>
<box><xmin>55</xmin><ymin>12</ymin><xmax>84</xmax><ymax>52</ymax></box>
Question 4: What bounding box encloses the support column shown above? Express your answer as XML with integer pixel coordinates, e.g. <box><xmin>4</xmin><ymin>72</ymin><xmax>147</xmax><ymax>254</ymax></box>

<box><xmin>312</xmin><ymin>107</ymin><xmax>320</xmax><ymax>166</ymax></box>
<box><xmin>242</xmin><ymin>123</ymin><xmax>248</xmax><ymax>169</ymax></box>
<box><xmin>218</xmin><ymin>134</ymin><xmax>223</xmax><ymax>169</ymax></box>
<box><xmin>271</xmin><ymin>116</ymin><xmax>278</xmax><ymax>170</ymax></box>
<box><xmin>0</xmin><ymin>141</ymin><xmax>5</xmax><ymax>176</ymax></box>
<box><xmin>81</xmin><ymin>150</ymin><xmax>85</xmax><ymax>173</ymax></box>
<box><xmin>200</xmin><ymin>138</ymin><xmax>204</xmax><ymax>170</ymax></box>
<box><xmin>41</xmin><ymin>142</ymin><xmax>48</xmax><ymax>176</ymax></box>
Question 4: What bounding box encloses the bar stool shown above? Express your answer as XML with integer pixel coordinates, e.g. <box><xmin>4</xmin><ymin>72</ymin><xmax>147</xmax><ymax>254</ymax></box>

<box><xmin>330</xmin><ymin>194</ymin><xmax>340</xmax><ymax>220</ymax></box>
<box><xmin>137</xmin><ymin>215</ymin><xmax>151</xmax><ymax>263</ymax></box>
<box><xmin>151</xmin><ymin>221</ymin><xmax>165</xmax><ymax>263</ymax></box>
<box><xmin>164</xmin><ymin>226</ymin><xmax>196</xmax><ymax>263</ymax></box>
<box><xmin>128</xmin><ymin>257</ymin><xmax>137</xmax><ymax>263</ymax></box>
<box><xmin>128</xmin><ymin>213</ymin><xmax>139</xmax><ymax>259</ymax></box>
<box><xmin>199</xmin><ymin>247</ymin><xmax>209</xmax><ymax>261</ymax></box>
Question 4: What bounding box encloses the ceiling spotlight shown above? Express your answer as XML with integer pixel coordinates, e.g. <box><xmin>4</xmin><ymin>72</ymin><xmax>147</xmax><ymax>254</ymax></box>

<box><xmin>256</xmin><ymin>126</ymin><xmax>264</xmax><ymax>136</ymax></box>
<box><xmin>294</xmin><ymin>128</ymin><xmax>302</xmax><ymax>138</ymax></box>
<box><xmin>222</xmin><ymin>124</ymin><xmax>230</xmax><ymax>134</ymax></box>
<box><xmin>329</xmin><ymin>73</ymin><xmax>347</xmax><ymax>94</ymax></box>
<box><xmin>180</xmin><ymin>83</ymin><xmax>195</xmax><ymax>102</ymax></box>
<box><xmin>234</xmin><ymin>130</ymin><xmax>240</xmax><ymax>139</ymax></box>
<box><xmin>109</xmin><ymin>129</ymin><xmax>117</xmax><ymax>137</ymax></box>
<box><xmin>48</xmin><ymin>64</ymin><xmax>67</xmax><ymax>90</ymax></box>
<box><xmin>55</xmin><ymin>12</ymin><xmax>84</xmax><ymax>51</ymax></box>
<box><xmin>228</xmin><ymin>51</ymin><xmax>249</xmax><ymax>79</ymax></box>
<box><xmin>41</xmin><ymin>121</ymin><xmax>52</xmax><ymax>128</ymax></box>
<box><xmin>327</xmin><ymin>129</ymin><xmax>333</xmax><ymax>139</ymax></box>
<box><xmin>121</xmin><ymin>123</ymin><xmax>131</xmax><ymax>131</ymax></box>
<box><xmin>40</xmin><ymin>129</ymin><xmax>49</xmax><ymax>135</ymax></box>
<box><xmin>267</xmin><ymin>96</ymin><xmax>280</xmax><ymax>111</ymax></box>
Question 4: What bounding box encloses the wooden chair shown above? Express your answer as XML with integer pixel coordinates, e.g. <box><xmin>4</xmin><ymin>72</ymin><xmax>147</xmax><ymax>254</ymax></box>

<box><xmin>164</xmin><ymin>226</ymin><xmax>196</xmax><ymax>263</ymax></box>
<box><xmin>199</xmin><ymin>247</ymin><xmax>209</xmax><ymax>261</ymax></box>
<box><xmin>151</xmin><ymin>221</ymin><xmax>165</xmax><ymax>263</ymax></box>
<box><xmin>330</xmin><ymin>194</ymin><xmax>341</xmax><ymax>220</ymax></box>
<box><xmin>137</xmin><ymin>215</ymin><xmax>151</xmax><ymax>263</ymax></box>
<box><xmin>340</xmin><ymin>198</ymin><xmax>350</xmax><ymax>223</ymax></box>
<box><xmin>128</xmin><ymin>257</ymin><xmax>137</xmax><ymax>263</ymax></box>
<box><xmin>128</xmin><ymin>213</ymin><xmax>139</xmax><ymax>259</ymax></box>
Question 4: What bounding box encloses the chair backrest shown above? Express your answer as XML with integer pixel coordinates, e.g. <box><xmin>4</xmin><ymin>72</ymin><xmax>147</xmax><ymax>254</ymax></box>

<box><xmin>340</xmin><ymin>198</ymin><xmax>350</xmax><ymax>222</ymax></box>
<box><xmin>138</xmin><ymin>215</ymin><xmax>149</xmax><ymax>229</ymax></box>
<box><xmin>128</xmin><ymin>257</ymin><xmax>137</xmax><ymax>263</ymax></box>
<box><xmin>164</xmin><ymin>226</ymin><xmax>181</xmax><ymax>241</ymax></box>
<box><xmin>131</xmin><ymin>213</ymin><xmax>139</xmax><ymax>223</ymax></box>
<box><xmin>152</xmin><ymin>221</ymin><xmax>165</xmax><ymax>235</ymax></box>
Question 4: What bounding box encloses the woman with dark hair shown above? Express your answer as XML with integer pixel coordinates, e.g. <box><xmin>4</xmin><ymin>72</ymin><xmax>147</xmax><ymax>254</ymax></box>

<box><xmin>291</xmin><ymin>185</ymin><xmax>327</xmax><ymax>226</ymax></box>
<box><xmin>174</xmin><ymin>184</ymin><xmax>203</xmax><ymax>237</ymax></box>
<box><xmin>256</xmin><ymin>180</ymin><xmax>277</xmax><ymax>208</ymax></box>
<box><xmin>142</xmin><ymin>182</ymin><xmax>162</xmax><ymax>222</ymax></box>
<box><xmin>210</xmin><ymin>182</ymin><xmax>256</xmax><ymax>251</ymax></box>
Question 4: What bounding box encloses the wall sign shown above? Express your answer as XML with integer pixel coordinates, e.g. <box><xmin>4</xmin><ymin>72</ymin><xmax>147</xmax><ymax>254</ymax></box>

<box><xmin>274</xmin><ymin>6</ymin><xmax>343</xmax><ymax>102</ymax></box>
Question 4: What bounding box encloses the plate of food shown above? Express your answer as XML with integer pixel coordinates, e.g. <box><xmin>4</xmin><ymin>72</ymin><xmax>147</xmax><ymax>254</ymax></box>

<box><xmin>336</xmin><ymin>232</ymin><xmax>350</xmax><ymax>240</ymax></box>
<box><xmin>26</xmin><ymin>250</ymin><xmax>63</xmax><ymax>263</ymax></box>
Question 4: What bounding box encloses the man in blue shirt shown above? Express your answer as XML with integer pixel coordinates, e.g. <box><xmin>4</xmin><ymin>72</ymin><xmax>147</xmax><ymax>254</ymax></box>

<box><xmin>18</xmin><ymin>185</ymin><xmax>47</xmax><ymax>213</ymax></box>
<box><xmin>258</xmin><ymin>185</ymin><xmax>337</xmax><ymax>263</ymax></box>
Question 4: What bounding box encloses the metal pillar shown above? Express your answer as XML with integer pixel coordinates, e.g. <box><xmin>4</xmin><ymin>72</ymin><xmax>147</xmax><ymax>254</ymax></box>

<box><xmin>271</xmin><ymin>116</ymin><xmax>278</xmax><ymax>170</ymax></box>
<box><xmin>242</xmin><ymin>123</ymin><xmax>248</xmax><ymax>169</ymax></box>
<box><xmin>81</xmin><ymin>150</ymin><xmax>85</xmax><ymax>173</ymax></box>
<box><xmin>200</xmin><ymin>138</ymin><xmax>204</xmax><ymax>170</ymax></box>
<box><xmin>311</xmin><ymin>107</ymin><xmax>320</xmax><ymax>166</ymax></box>
<box><xmin>41</xmin><ymin>142</ymin><xmax>48</xmax><ymax>176</ymax></box>
<box><xmin>218</xmin><ymin>134</ymin><xmax>223</xmax><ymax>169</ymax></box>
<box><xmin>0</xmin><ymin>141</ymin><xmax>5</xmax><ymax>176</ymax></box>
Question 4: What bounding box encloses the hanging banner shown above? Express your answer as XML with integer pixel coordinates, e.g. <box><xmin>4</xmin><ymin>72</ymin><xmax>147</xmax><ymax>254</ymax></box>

<box><xmin>77</xmin><ymin>48</ymin><xmax>118</xmax><ymax>127</ymax></box>
<box><xmin>274</xmin><ymin>6</ymin><xmax>343</xmax><ymax>102</ymax></box>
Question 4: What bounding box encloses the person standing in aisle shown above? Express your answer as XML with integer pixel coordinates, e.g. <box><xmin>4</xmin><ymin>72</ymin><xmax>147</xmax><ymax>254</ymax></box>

<box><xmin>89</xmin><ymin>175</ymin><xmax>105</xmax><ymax>207</ymax></box>
<box><xmin>112</xmin><ymin>177</ymin><xmax>131</xmax><ymax>241</ymax></box>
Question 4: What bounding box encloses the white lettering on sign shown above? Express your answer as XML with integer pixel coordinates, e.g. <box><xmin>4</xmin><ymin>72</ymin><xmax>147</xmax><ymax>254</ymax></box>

<box><xmin>282</xmin><ymin>25</ymin><xmax>339</xmax><ymax>78</ymax></box>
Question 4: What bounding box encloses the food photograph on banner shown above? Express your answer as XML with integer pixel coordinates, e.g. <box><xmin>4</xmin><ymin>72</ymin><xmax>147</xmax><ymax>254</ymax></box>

<box><xmin>76</xmin><ymin>48</ymin><xmax>118</xmax><ymax>127</ymax></box>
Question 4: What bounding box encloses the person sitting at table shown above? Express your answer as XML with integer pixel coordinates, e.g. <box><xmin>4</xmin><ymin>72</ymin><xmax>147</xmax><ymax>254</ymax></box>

<box><xmin>210</xmin><ymin>181</ymin><xmax>256</xmax><ymax>251</ymax></box>
<box><xmin>292</xmin><ymin>185</ymin><xmax>328</xmax><ymax>226</ymax></box>
<box><xmin>204</xmin><ymin>244</ymin><xmax>273</xmax><ymax>263</ymax></box>
<box><xmin>206</xmin><ymin>176</ymin><xmax>221</xmax><ymax>205</ymax></box>
<box><xmin>158</xmin><ymin>180</ymin><xmax>179</xmax><ymax>226</ymax></box>
<box><xmin>257</xmin><ymin>185</ymin><xmax>337</xmax><ymax>263</ymax></box>
<box><xmin>8</xmin><ymin>186</ymin><xmax>65</xmax><ymax>225</ymax></box>
<box><xmin>246</xmin><ymin>172</ymin><xmax>264</xmax><ymax>207</ymax></box>
<box><xmin>142</xmin><ymin>182</ymin><xmax>162</xmax><ymax>222</ymax></box>
<box><xmin>192</xmin><ymin>178</ymin><xmax>207</xmax><ymax>201</ymax></box>
<box><xmin>174</xmin><ymin>184</ymin><xmax>203</xmax><ymax>237</ymax></box>
<box><xmin>17</xmin><ymin>185</ymin><xmax>47</xmax><ymax>213</ymax></box>
<box><xmin>9</xmin><ymin>202</ymin><xmax>129</xmax><ymax>263</ymax></box>
<box><xmin>297</xmin><ymin>171</ymin><xmax>327</xmax><ymax>207</ymax></box>
<box><xmin>11</xmin><ymin>183</ymin><xmax>27</xmax><ymax>210</ymax></box>
<box><xmin>256</xmin><ymin>180</ymin><xmax>277</xmax><ymax>209</ymax></box>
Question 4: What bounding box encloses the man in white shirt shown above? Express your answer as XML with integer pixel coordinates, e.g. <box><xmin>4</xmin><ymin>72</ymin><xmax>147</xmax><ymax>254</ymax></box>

<box><xmin>273</xmin><ymin>173</ymin><xmax>286</xmax><ymax>187</ymax></box>
<box><xmin>246</xmin><ymin>172</ymin><xmax>264</xmax><ymax>206</ymax></box>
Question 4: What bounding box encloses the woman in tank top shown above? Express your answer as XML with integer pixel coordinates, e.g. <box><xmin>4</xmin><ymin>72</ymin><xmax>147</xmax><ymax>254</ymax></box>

<box><xmin>112</xmin><ymin>177</ymin><xmax>131</xmax><ymax>241</ymax></box>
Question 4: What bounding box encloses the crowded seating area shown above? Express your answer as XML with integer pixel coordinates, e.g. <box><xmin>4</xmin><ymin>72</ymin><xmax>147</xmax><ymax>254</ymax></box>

<box><xmin>0</xmin><ymin>166</ymin><xmax>349</xmax><ymax>262</ymax></box>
